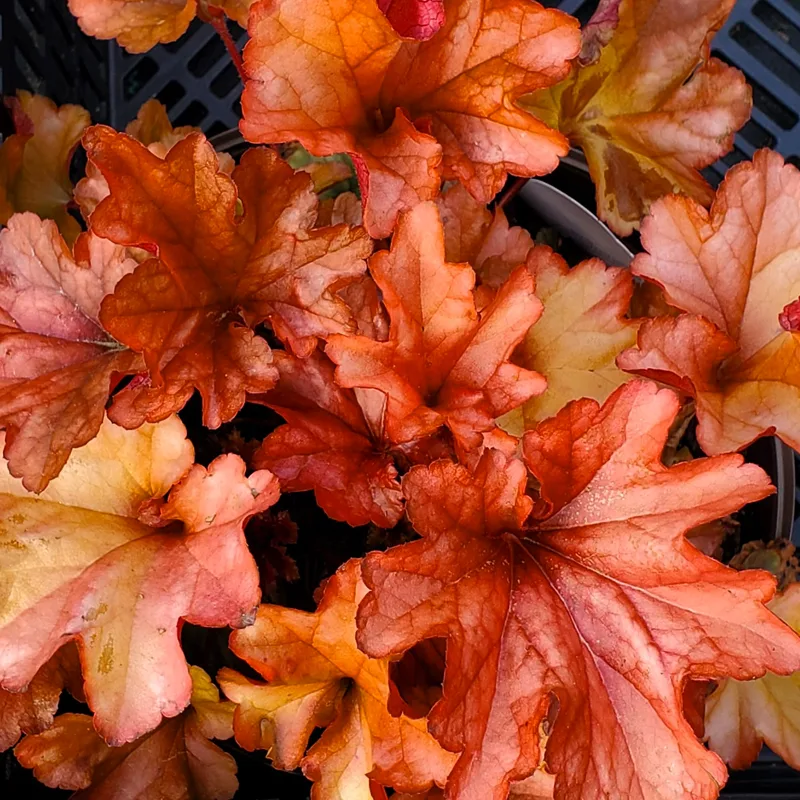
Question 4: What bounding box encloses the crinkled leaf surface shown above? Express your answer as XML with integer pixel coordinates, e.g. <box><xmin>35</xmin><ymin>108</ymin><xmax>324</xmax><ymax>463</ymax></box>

<box><xmin>523</xmin><ymin>0</ymin><xmax>751</xmax><ymax>235</ymax></box>
<box><xmin>0</xmin><ymin>212</ymin><xmax>140</xmax><ymax>492</ymax></box>
<box><xmin>436</xmin><ymin>182</ymin><xmax>533</xmax><ymax>288</ymax></box>
<box><xmin>241</xmin><ymin>0</ymin><xmax>580</xmax><ymax>237</ymax></box>
<box><xmin>14</xmin><ymin>666</ymin><xmax>237</xmax><ymax>799</ymax></box>
<box><xmin>618</xmin><ymin>150</ymin><xmax>800</xmax><ymax>454</ymax></box>
<box><xmin>356</xmin><ymin>380</ymin><xmax>800</xmax><ymax>800</ymax></box>
<box><xmin>252</xmin><ymin>350</ymin><xmax>404</xmax><ymax>529</ymax></box>
<box><xmin>0</xmin><ymin>92</ymin><xmax>89</xmax><ymax>242</ymax></box>
<box><xmin>75</xmin><ymin>99</ymin><xmax>218</xmax><ymax>220</ymax></box>
<box><xmin>502</xmin><ymin>246</ymin><xmax>638</xmax><ymax>433</ymax></box>
<box><xmin>326</xmin><ymin>201</ymin><xmax>544</xmax><ymax>454</ymax></box>
<box><xmin>377</xmin><ymin>0</ymin><xmax>444</xmax><ymax>40</ymax></box>
<box><xmin>218</xmin><ymin>559</ymin><xmax>456</xmax><ymax>799</ymax></box>
<box><xmin>705</xmin><ymin>583</ymin><xmax>800</xmax><ymax>770</ymax></box>
<box><xmin>0</xmin><ymin>414</ymin><xmax>279</xmax><ymax>745</ymax></box>
<box><xmin>84</xmin><ymin>127</ymin><xmax>371</xmax><ymax>428</ymax></box>
<box><xmin>67</xmin><ymin>0</ymin><xmax>255</xmax><ymax>53</ymax></box>
<box><xmin>0</xmin><ymin>644</ymin><xmax>82</xmax><ymax>752</ymax></box>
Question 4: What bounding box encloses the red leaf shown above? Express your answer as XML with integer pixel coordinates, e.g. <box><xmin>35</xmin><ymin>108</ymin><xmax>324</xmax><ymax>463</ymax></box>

<box><xmin>253</xmin><ymin>350</ymin><xmax>404</xmax><ymax>529</ymax></box>
<box><xmin>377</xmin><ymin>0</ymin><xmax>445</xmax><ymax>40</ymax></box>
<box><xmin>0</xmin><ymin>416</ymin><xmax>278</xmax><ymax>744</ymax></box>
<box><xmin>241</xmin><ymin>0</ymin><xmax>580</xmax><ymax>237</ymax></box>
<box><xmin>618</xmin><ymin>150</ymin><xmax>800</xmax><ymax>454</ymax></box>
<box><xmin>218</xmin><ymin>560</ymin><xmax>456</xmax><ymax>798</ymax></box>
<box><xmin>326</xmin><ymin>201</ymin><xmax>544</xmax><ymax>455</ymax></box>
<box><xmin>0</xmin><ymin>213</ymin><xmax>140</xmax><ymax>491</ymax></box>
<box><xmin>83</xmin><ymin>127</ymin><xmax>372</xmax><ymax>428</ymax></box>
<box><xmin>356</xmin><ymin>380</ymin><xmax>800</xmax><ymax>799</ymax></box>
<box><xmin>779</xmin><ymin>298</ymin><xmax>800</xmax><ymax>332</ymax></box>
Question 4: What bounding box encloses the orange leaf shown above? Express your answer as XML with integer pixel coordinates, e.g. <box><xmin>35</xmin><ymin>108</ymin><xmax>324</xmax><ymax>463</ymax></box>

<box><xmin>218</xmin><ymin>559</ymin><xmax>456</xmax><ymax>799</ymax></box>
<box><xmin>357</xmin><ymin>380</ymin><xmax>800</xmax><ymax>799</ymax></box>
<box><xmin>252</xmin><ymin>350</ymin><xmax>404</xmax><ymax>528</ymax></box>
<box><xmin>83</xmin><ymin>127</ymin><xmax>372</xmax><ymax>428</ymax></box>
<box><xmin>502</xmin><ymin>245</ymin><xmax>638</xmax><ymax>432</ymax></box>
<box><xmin>15</xmin><ymin>666</ymin><xmax>237</xmax><ymax>798</ymax></box>
<box><xmin>0</xmin><ymin>415</ymin><xmax>279</xmax><ymax>745</ymax></box>
<box><xmin>67</xmin><ymin>0</ymin><xmax>255</xmax><ymax>53</ymax></box>
<box><xmin>0</xmin><ymin>644</ymin><xmax>82</xmax><ymax>752</ymax></box>
<box><xmin>705</xmin><ymin>583</ymin><xmax>800</xmax><ymax>770</ymax></box>
<box><xmin>0</xmin><ymin>212</ymin><xmax>140</xmax><ymax>492</ymax></box>
<box><xmin>0</xmin><ymin>92</ymin><xmax>89</xmax><ymax>243</ymax></box>
<box><xmin>436</xmin><ymin>182</ymin><xmax>533</xmax><ymax>288</ymax></box>
<box><xmin>241</xmin><ymin>0</ymin><xmax>581</xmax><ymax>237</ymax></box>
<box><xmin>326</xmin><ymin>201</ymin><xmax>544</xmax><ymax>454</ymax></box>
<box><xmin>523</xmin><ymin>0</ymin><xmax>751</xmax><ymax>235</ymax></box>
<box><xmin>618</xmin><ymin>150</ymin><xmax>800</xmax><ymax>454</ymax></box>
<box><xmin>75</xmin><ymin>99</ymin><xmax>233</xmax><ymax>221</ymax></box>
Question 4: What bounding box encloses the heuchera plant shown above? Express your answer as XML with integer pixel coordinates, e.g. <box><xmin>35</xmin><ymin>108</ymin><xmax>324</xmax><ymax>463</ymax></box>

<box><xmin>4</xmin><ymin>0</ymin><xmax>800</xmax><ymax>798</ymax></box>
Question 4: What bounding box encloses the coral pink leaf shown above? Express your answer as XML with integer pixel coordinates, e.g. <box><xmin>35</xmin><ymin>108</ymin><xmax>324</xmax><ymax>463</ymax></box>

<box><xmin>0</xmin><ymin>212</ymin><xmax>140</xmax><ymax>492</ymax></box>
<box><xmin>620</xmin><ymin>150</ymin><xmax>800</xmax><ymax>454</ymax></box>
<box><xmin>0</xmin><ymin>415</ymin><xmax>277</xmax><ymax>745</ymax></box>
<box><xmin>357</xmin><ymin>380</ymin><xmax>800</xmax><ymax>800</ymax></box>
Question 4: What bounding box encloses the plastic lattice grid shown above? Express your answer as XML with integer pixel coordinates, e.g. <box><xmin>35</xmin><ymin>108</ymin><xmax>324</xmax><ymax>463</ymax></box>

<box><xmin>0</xmin><ymin>1</ymin><xmax>245</xmax><ymax>134</ymax></box>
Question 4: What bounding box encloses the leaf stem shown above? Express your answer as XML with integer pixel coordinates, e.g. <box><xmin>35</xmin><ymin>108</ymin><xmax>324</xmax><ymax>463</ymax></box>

<box><xmin>208</xmin><ymin>14</ymin><xmax>247</xmax><ymax>86</ymax></box>
<box><xmin>496</xmin><ymin>177</ymin><xmax>527</xmax><ymax>210</ymax></box>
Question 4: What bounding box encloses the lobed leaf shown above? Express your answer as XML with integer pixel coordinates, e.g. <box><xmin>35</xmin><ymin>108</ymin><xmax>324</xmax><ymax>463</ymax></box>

<box><xmin>705</xmin><ymin>583</ymin><xmax>800</xmax><ymax>770</ymax></box>
<box><xmin>252</xmin><ymin>350</ymin><xmax>404</xmax><ymax>529</ymax></box>
<box><xmin>523</xmin><ymin>0</ymin><xmax>751</xmax><ymax>235</ymax></box>
<box><xmin>502</xmin><ymin>245</ymin><xmax>638</xmax><ymax>432</ymax></box>
<box><xmin>0</xmin><ymin>415</ymin><xmax>278</xmax><ymax>744</ymax></box>
<box><xmin>0</xmin><ymin>644</ymin><xmax>82</xmax><ymax>752</ymax></box>
<box><xmin>14</xmin><ymin>666</ymin><xmax>237</xmax><ymax>799</ymax></box>
<box><xmin>326</xmin><ymin>201</ymin><xmax>544</xmax><ymax>455</ymax></box>
<box><xmin>356</xmin><ymin>380</ymin><xmax>800</xmax><ymax>799</ymax></box>
<box><xmin>618</xmin><ymin>149</ymin><xmax>800</xmax><ymax>454</ymax></box>
<box><xmin>0</xmin><ymin>92</ymin><xmax>89</xmax><ymax>242</ymax></box>
<box><xmin>83</xmin><ymin>127</ymin><xmax>371</xmax><ymax>428</ymax></box>
<box><xmin>67</xmin><ymin>0</ymin><xmax>256</xmax><ymax>53</ymax></box>
<box><xmin>0</xmin><ymin>212</ymin><xmax>140</xmax><ymax>492</ymax></box>
<box><xmin>219</xmin><ymin>559</ymin><xmax>456</xmax><ymax>799</ymax></box>
<box><xmin>241</xmin><ymin>0</ymin><xmax>581</xmax><ymax>237</ymax></box>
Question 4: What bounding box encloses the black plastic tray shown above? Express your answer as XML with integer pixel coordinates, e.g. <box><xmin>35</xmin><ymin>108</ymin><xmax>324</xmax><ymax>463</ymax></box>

<box><xmin>1</xmin><ymin>0</ymin><xmax>800</xmax><ymax>797</ymax></box>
